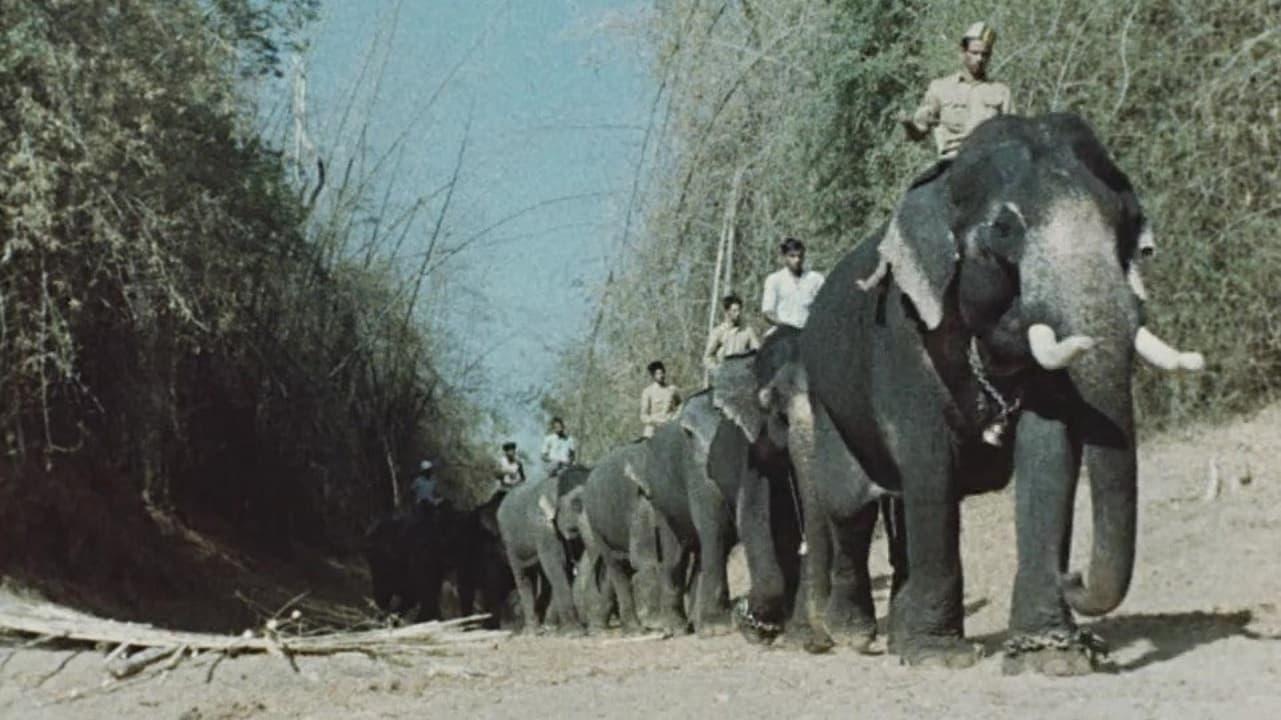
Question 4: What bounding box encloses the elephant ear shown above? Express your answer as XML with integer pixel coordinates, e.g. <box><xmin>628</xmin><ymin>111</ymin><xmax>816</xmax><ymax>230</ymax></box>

<box><xmin>678</xmin><ymin>391</ymin><xmax>722</xmax><ymax>459</ymax></box>
<box><xmin>622</xmin><ymin>445</ymin><xmax>653</xmax><ymax>498</ymax></box>
<box><xmin>537</xmin><ymin>483</ymin><xmax>558</xmax><ymax>524</ymax></box>
<box><xmin>759</xmin><ymin>361</ymin><xmax>807</xmax><ymax>450</ymax></box>
<box><xmin>878</xmin><ymin>172</ymin><xmax>958</xmax><ymax>331</ymax></box>
<box><xmin>710</xmin><ymin>352</ymin><xmax>765</xmax><ymax>443</ymax></box>
<box><xmin>562</xmin><ymin>486</ymin><xmax>585</xmax><ymax>517</ymax></box>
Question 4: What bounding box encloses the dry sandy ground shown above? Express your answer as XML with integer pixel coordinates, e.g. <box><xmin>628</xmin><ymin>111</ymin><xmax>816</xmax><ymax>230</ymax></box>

<box><xmin>3</xmin><ymin>405</ymin><xmax>1281</xmax><ymax>719</ymax></box>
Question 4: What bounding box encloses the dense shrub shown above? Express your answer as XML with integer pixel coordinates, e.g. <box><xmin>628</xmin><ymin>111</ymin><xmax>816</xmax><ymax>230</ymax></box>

<box><xmin>0</xmin><ymin>0</ymin><xmax>488</xmax><ymax>566</ymax></box>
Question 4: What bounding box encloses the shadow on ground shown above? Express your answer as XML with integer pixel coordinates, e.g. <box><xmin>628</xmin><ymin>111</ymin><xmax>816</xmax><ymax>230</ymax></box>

<box><xmin>969</xmin><ymin>608</ymin><xmax>1280</xmax><ymax>673</ymax></box>
<box><xmin>1090</xmin><ymin>609</ymin><xmax>1281</xmax><ymax>672</ymax></box>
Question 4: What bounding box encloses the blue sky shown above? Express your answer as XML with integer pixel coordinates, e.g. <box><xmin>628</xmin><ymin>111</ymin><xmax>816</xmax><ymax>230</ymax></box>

<box><xmin>299</xmin><ymin>1</ymin><xmax>653</xmax><ymax>456</ymax></box>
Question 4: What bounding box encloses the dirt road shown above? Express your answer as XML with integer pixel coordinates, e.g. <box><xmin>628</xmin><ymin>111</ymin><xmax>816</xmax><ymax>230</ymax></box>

<box><xmin>4</xmin><ymin>407</ymin><xmax>1280</xmax><ymax>719</ymax></box>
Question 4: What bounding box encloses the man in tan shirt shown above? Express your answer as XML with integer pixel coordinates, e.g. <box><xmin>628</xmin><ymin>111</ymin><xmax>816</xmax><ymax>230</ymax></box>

<box><xmin>901</xmin><ymin>22</ymin><xmax>1012</xmax><ymax>158</ymax></box>
<box><xmin>704</xmin><ymin>294</ymin><xmax>761</xmax><ymax>371</ymax></box>
<box><xmin>640</xmin><ymin>361</ymin><xmax>682</xmax><ymax>438</ymax></box>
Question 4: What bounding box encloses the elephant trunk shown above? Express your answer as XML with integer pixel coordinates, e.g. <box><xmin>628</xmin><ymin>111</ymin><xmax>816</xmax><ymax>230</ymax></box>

<box><xmin>1063</xmin><ymin>434</ymin><xmax>1136</xmax><ymax>616</ymax></box>
<box><xmin>1060</xmin><ymin>324</ymin><xmax>1138</xmax><ymax>617</ymax></box>
<box><xmin>1017</xmin><ymin>195</ymin><xmax>1141</xmax><ymax>618</ymax></box>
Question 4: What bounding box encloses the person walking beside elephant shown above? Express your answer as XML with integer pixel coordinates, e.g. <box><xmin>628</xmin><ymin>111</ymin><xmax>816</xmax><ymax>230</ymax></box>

<box><xmin>762</xmin><ymin>238</ymin><xmax>824</xmax><ymax>330</ymax></box>
<box><xmin>540</xmin><ymin>417</ymin><xmax>576</xmax><ymax>476</ymax></box>
<box><xmin>703</xmin><ymin>294</ymin><xmax>760</xmax><ymax>371</ymax></box>
<box><xmin>899</xmin><ymin>21</ymin><xmax>1012</xmax><ymax>160</ymax></box>
<box><xmin>640</xmin><ymin>361</ymin><xmax>682</xmax><ymax>438</ymax></box>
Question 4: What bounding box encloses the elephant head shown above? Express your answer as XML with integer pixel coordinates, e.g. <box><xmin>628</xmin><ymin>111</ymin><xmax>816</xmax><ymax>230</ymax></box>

<box><xmin>709</xmin><ymin>331</ymin><xmax>803</xmax><ymax>452</ymax></box>
<box><xmin>550</xmin><ymin>486</ymin><xmax>586</xmax><ymax>541</ymax></box>
<box><xmin>876</xmin><ymin>113</ymin><xmax>1147</xmax><ymax>615</ymax></box>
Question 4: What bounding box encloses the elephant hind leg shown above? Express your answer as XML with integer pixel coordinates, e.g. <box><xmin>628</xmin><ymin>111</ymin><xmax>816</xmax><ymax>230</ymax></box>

<box><xmin>690</xmin><ymin>490</ymin><xmax>734</xmax><ymax>635</ymax></box>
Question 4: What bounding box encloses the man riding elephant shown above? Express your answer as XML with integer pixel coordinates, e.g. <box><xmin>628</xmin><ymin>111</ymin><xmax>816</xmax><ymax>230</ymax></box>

<box><xmin>899</xmin><ymin>21</ymin><xmax>1012</xmax><ymax>161</ymax></box>
<box><xmin>734</xmin><ymin>113</ymin><xmax>1202</xmax><ymax>675</ymax></box>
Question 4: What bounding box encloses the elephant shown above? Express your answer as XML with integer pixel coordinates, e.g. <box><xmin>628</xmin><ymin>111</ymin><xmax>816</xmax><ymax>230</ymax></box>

<box><xmin>363</xmin><ymin>509</ymin><xmax>442</xmax><ymax>620</ymax></box>
<box><xmin>562</xmin><ymin>441</ymin><xmax>676</xmax><ymax>634</ymax></box>
<box><xmin>712</xmin><ymin>339</ymin><xmax>862</xmax><ymax>647</ymax></box>
<box><xmin>496</xmin><ymin>466</ymin><xmax>591</xmax><ymax>633</ymax></box>
<box><xmin>630</xmin><ymin>389</ymin><xmax>803</xmax><ymax>638</ymax></box>
<box><xmin>362</xmin><ymin>487</ymin><xmax>513</xmax><ymax>627</ymax></box>
<box><xmin>754</xmin><ymin>113</ymin><xmax>1171</xmax><ymax>674</ymax></box>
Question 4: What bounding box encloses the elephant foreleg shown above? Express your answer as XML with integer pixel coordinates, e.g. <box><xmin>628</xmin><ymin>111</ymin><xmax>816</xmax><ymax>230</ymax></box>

<box><xmin>690</xmin><ymin>483</ymin><xmax>734</xmax><ymax>635</ymax></box>
<box><xmin>1004</xmin><ymin>410</ymin><xmax>1096</xmax><ymax>676</ymax></box>
<box><xmin>535</xmin><ymin>534</ymin><xmax>582</xmax><ymax>633</ymax></box>
<box><xmin>508</xmin><ymin>550</ymin><xmax>540</xmax><ymax>632</ymax></box>
<box><xmin>891</xmin><ymin>424</ymin><xmax>975</xmax><ymax>668</ymax></box>
<box><xmin>785</xmin><ymin>391</ymin><xmax>836</xmax><ymax>653</ymax></box>
<box><xmin>738</xmin><ymin>466</ymin><xmax>787</xmax><ymax>631</ymax></box>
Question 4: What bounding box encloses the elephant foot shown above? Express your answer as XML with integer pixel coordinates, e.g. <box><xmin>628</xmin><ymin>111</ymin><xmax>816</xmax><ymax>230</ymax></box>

<box><xmin>825</xmin><ymin>611</ymin><xmax>878</xmax><ymax>654</ymax></box>
<box><xmin>898</xmin><ymin>636</ymin><xmax>985</xmax><ymax>669</ymax></box>
<box><xmin>694</xmin><ymin>610</ymin><xmax>734</xmax><ymax>638</ymax></box>
<box><xmin>543</xmin><ymin>623</ymin><xmax>587</xmax><ymax>638</ymax></box>
<box><xmin>830</xmin><ymin>625</ymin><xmax>878</xmax><ymax>655</ymax></box>
<box><xmin>657</xmin><ymin>613</ymin><xmax>691</xmax><ymax>636</ymax></box>
<box><xmin>1001</xmin><ymin>630</ymin><xmax>1107</xmax><ymax>676</ymax></box>
<box><xmin>732</xmin><ymin>597</ymin><xmax>783</xmax><ymax>645</ymax></box>
<box><xmin>802</xmin><ymin>626</ymin><xmax>836</xmax><ymax>655</ymax></box>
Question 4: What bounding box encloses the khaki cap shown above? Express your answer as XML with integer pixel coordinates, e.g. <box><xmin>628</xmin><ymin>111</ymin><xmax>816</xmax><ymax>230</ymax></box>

<box><xmin>962</xmin><ymin>21</ymin><xmax>997</xmax><ymax>46</ymax></box>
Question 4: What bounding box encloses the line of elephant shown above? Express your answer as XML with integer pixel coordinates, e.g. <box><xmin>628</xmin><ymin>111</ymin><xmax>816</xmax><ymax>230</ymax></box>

<box><xmin>369</xmin><ymin>113</ymin><xmax>1202</xmax><ymax>677</ymax></box>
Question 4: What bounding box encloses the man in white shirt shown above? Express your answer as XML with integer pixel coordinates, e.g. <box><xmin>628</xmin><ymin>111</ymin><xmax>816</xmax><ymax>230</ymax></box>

<box><xmin>540</xmin><ymin>417</ymin><xmax>576</xmax><ymax>475</ymax></box>
<box><xmin>640</xmin><ymin>361</ymin><xmax>682</xmax><ymax>438</ymax></box>
<box><xmin>496</xmin><ymin>442</ymin><xmax>525</xmax><ymax>488</ymax></box>
<box><xmin>762</xmin><ymin>237</ymin><xmax>824</xmax><ymax>329</ymax></box>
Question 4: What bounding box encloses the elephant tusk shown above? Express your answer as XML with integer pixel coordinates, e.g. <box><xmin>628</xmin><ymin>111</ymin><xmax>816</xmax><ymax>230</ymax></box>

<box><xmin>1027</xmin><ymin>324</ymin><xmax>1096</xmax><ymax>370</ymax></box>
<box><xmin>1135</xmin><ymin>327</ymin><xmax>1205</xmax><ymax>372</ymax></box>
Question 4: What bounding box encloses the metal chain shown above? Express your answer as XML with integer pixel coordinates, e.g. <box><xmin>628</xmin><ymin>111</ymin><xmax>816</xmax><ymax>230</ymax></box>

<box><xmin>968</xmin><ymin>338</ymin><xmax>1021</xmax><ymax>422</ymax></box>
<box><xmin>1003</xmin><ymin>628</ymin><xmax>1109</xmax><ymax>659</ymax></box>
<box><xmin>732</xmin><ymin>597</ymin><xmax>783</xmax><ymax>638</ymax></box>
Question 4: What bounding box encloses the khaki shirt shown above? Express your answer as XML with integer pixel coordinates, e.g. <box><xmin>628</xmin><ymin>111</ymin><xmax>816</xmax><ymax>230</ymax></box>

<box><xmin>908</xmin><ymin>71</ymin><xmax>1012</xmax><ymax>158</ymax></box>
<box><xmin>640</xmin><ymin>382</ymin><xmax>682</xmax><ymax>437</ymax></box>
<box><xmin>704</xmin><ymin>321</ymin><xmax>761</xmax><ymax>370</ymax></box>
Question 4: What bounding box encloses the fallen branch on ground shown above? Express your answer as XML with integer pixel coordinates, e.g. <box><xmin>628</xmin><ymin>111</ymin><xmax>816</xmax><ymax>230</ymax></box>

<box><xmin>0</xmin><ymin>595</ymin><xmax>507</xmax><ymax>673</ymax></box>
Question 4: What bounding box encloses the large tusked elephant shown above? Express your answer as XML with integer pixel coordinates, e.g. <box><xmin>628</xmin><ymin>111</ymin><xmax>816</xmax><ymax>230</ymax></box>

<box><xmin>766</xmin><ymin>113</ymin><xmax>1167</xmax><ymax>675</ymax></box>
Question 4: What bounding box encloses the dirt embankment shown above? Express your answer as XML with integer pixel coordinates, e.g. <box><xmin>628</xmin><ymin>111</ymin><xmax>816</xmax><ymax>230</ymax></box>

<box><xmin>4</xmin><ymin>405</ymin><xmax>1281</xmax><ymax>719</ymax></box>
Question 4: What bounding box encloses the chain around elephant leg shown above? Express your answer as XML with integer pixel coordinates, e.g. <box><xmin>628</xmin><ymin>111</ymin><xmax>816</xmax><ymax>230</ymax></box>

<box><xmin>1002</xmin><ymin>628</ymin><xmax>1107</xmax><ymax>676</ymax></box>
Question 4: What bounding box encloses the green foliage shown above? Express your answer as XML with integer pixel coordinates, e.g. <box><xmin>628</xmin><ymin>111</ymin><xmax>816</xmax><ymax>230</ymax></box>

<box><xmin>555</xmin><ymin>0</ymin><xmax>1281</xmax><ymax>455</ymax></box>
<box><xmin>0</xmin><ymin>0</ymin><xmax>487</xmax><ymax>552</ymax></box>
